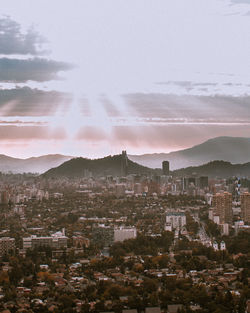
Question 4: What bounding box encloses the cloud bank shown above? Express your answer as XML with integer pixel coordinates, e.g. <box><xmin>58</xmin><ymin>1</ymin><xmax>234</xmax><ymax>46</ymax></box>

<box><xmin>0</xmin><ymin>87</ymin><xmax>71</xmax><ymax>116</ymax></box>
<box><xmin>0</xmin><ymin>58</ymin><xmax>74</xmax><ymax>82</ymax></box>
<box><xmin>0</xmin><ymin>16</ymin><xmax>47</xmax><ymax>55</ymax></box>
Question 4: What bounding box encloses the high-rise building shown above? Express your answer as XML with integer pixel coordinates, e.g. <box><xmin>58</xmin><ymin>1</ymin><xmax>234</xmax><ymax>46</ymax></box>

<box><xmin>121</xmin><ymin>150</ymin><xmax>128</xmax><ymax>176</ymax></box>
<box><xmin>183</xmin><ymin>177</ymin><xmax>196</xmax><ymax>191</ymax></box>
<box><xmin>199</xmin><ymin>176</ymin><xmax>209</xmax><ymax>189</ymax></box>
<box><xmin>162</xmin><ymin>161</ymin><xmax>170</xmax><ymax>176</ymax></box>
<box><xmin>241</xmin><ymin>192</ymin><xmax>250</xmax><ymax>223</ymax></box>
<box><xmin>213</xmin><ymin>192</ymin><xmax>233</xmax><ymax>224</ymax></box>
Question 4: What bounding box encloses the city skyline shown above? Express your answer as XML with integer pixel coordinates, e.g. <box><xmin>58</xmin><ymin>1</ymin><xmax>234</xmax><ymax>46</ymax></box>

<box><xmin>0</xmin><ymin>0</ymin><xmax>250</xmax><ymax>158</ymax></box>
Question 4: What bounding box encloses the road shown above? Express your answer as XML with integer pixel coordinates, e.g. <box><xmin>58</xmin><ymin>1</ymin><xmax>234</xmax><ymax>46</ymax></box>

<box><xmin>192</xmin><ymin>213</ymin><xmax>212</xmax><ymax>247</ymax></box>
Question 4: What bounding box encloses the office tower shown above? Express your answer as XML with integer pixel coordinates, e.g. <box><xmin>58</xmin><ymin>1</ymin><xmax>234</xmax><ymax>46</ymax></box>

<box><xmin>121</xmin><ymin>150</ymin><xmax>128</xmax><ymax>176</ymax></box>
<box><xmin>183</xmin><ymin>177</ymin><xmax>196</xmax><ymax>190</ymax></box>
<box><xmin>199</xmin><ymin>176</ymin><xmax>209</xmax><ymax>188</ymax></box>
<box><xmin>241</xmin><ymin>192</ymin><xmax>250</xmax><ymax>223</ymax></box>
<box><xmin>162</xmin><ymin>160</ymin><xmax>170</xmax><ymax>176</ymax></box>
<box><xmin>213</xmin><ymin>192</ymin><xmax>233</xmax><ymax>224</ymax></box>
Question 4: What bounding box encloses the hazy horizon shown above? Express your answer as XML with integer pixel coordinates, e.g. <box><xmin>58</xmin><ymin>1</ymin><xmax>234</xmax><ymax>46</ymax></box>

<box><xmin>1</xmin><ymin>0</ymin><xmax>250</xmax><ymax>158</ymax></box>
<box><xmin>1</xmin><ymin>135</ymin><xmax>250</xmax><ymax>160</ymax></box>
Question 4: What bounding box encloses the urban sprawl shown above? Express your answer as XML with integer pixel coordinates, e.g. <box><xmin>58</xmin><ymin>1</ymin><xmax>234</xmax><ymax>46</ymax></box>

<box><xmin>0</xmin><ymin>156</ymin><xmax>250</xmax><ymax>313</ymax></box>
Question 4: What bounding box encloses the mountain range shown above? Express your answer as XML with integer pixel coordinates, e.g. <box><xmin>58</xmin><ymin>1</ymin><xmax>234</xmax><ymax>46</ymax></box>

<box><xmin>43</xmin><ymin>157</ymin><xmax>250</xmax><ymax>179</ymax></box>
<box><xmin>0</xmin><ymin>154</ymin><xmax>73</xmax><ymax>174</ymax></box>
<box><xmin>129</xmin><ymin>136</ymin><xmax>250</xmax><ymax>169</ymax></box>
<box><xmin>172</xmin><ymin>160</ymin><xmax>250</xmax><ymax>178</ymax></box>
<box><xmin>42</xmin><ymin>155</ymin><xmax>157</xmax><ymax>178</ymax></box>
<box><xmin>0</xmin><ymin>136</ymin><xmax>250</xmax><ymax>173</ymax></box>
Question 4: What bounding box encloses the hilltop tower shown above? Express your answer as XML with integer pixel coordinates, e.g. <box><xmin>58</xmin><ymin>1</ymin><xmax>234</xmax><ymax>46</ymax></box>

<box><xmin>121</xmin><ymin>150</ymin><xmax>128</xmax><ymax>176</ymax></box>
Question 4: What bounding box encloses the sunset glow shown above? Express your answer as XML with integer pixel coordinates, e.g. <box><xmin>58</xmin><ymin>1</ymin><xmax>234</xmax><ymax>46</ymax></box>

<box><xmin>0</xmin><ymin>0</ymin><xmax>250</xmax><ymax>158</ymax></box>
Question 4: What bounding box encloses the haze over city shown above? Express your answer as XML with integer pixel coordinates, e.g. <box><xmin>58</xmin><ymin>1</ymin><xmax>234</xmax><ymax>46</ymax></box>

<box><xmin>0</xmin><ymin>0</ymin><xmax>250</xmax><ymax>158</ymax></box>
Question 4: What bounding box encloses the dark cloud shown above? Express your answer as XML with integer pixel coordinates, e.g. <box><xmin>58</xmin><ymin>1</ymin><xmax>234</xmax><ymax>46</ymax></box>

<box><xmin>123</xmin><ymin>93</ymin><xmax>250</xmax><ymax>120</ymax></box>
<box><xmin>0</xmin><ymin>125</ymin><xmax>66</xmax><ymax>140</ymax></box>
<box><xmin>0</xmin><ymin>17</ymin><xmax>74</xmax><ymax>83</ymax></box>
<box><xmin>0</xmin><ymin>16</ymin><xmax>47</xmax><ymax>55</ymax></box>
<box><xmin>0</xmin><ymin>87</ymin><xmax>72</xmax><ymax>116</ymax></box>
<box><xmin>0</xmin><ymin>58</ymin><xmax>73</xmax><ymax>82</ymax></box>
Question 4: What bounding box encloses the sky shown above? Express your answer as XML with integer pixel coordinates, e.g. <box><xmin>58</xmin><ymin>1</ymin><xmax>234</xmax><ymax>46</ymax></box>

<box><xmin>0</xmin><ymin>0</ymin><xmax>250</xmax><ymax>158</ymax></box>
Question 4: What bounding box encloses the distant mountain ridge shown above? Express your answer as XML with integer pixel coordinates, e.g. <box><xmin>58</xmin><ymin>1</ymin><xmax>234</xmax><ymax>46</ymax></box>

<box><xmin>1</xmin><ymin>136</ymin><xmax>250</xmax><ymax>173</ymax></box>
<box><xmin>43</xmin><ymin>157</ymin><xmax>250</xmax><ymax>179</ymax></box>
<box><xmin>43</xmin><ymin>154</ymin><xmax>157</xmax><ymax>178</ymax></box>
<box><xmin>0</xmin><ymin>154</ymin><xmax>73</xmax><ymax>173</ymax></box>
<box><xmin>129</xmin><ymin>137</ymin><xmax>250</xmax><ymax>169</ymax></box>
<box><xmin>172</xmin><ymin>160</ymin><xmax>250</xmax><ymax>178</ymax></box>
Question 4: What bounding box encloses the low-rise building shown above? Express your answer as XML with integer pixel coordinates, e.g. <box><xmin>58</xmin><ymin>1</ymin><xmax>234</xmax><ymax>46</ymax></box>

<box><xmin>0</xmin><ymin>237</ymin><xmax>15</xmax><ymax>256</ymax></box>
<box><xmin>166</xmin><ymin>211</ymin><xmax>186</xmax><ymax>229</ymax></box>
<box><xmin>114</xmin><ymin>227</ymin><xmax>137</xmax><ymax>242</ymax></box>
<box><xmin>23</xmin><ymin>231</ymin><xmax>68</xmax><ymax>250</ymax></box>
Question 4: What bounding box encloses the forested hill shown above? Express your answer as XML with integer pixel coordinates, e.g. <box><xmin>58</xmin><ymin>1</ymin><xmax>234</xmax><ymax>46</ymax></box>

<box><xmin>42</xmin><ymin>154</ymin><xmax>158</xmax><ymax>178</ymax></box>
<box><xmin>172</xmin><ymin>160</ymin><xmax>250</xmax><ymax>178</ymax></box>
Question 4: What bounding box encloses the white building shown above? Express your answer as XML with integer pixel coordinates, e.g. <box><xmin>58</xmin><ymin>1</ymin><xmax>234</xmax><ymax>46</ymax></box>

<box><xmin>220</xmin><ymin>241</ymin><xmax>226</xmax><ymax>250</ymax></box>
<box><xmin>166</xmin><ymin>211</ymin><xmax>186</xmax><ymax>229</ymax></box>
<box><xmin>213</xmin><ymin>241</ymin><xmax>219</xmax><ymax>251</ymax></box>
<box><xmin>208</xmin><ymin>209</ymin><xmax>214</xmax><ymax>220</ymax></box>
<box><xmin>213</xmin><ymin>215</ymin><xmax>220</xmax><ymax>225</ymax></box>
<box><xmin>23</xmin><ymin>230</ymin><xmax>68</xmax><ymax>250</ymax></box>
<box><xmin>220</xmin><ymin>223</ymin><xmax>229</xmax><ymax>236</ymax></box>
<box><xmin>205</xmin><ymin>193</ymin><xmax>213</xmax><ymax>205</ymax></box>
<box><xmin>212</xmin><ymin>241</ymin><xmax>226</xmax><ymax>251</ymax></box>
<box><xmin>164</xmin><ymin>222</ymin><xmax>172</xmax><ymax>232</ymax></box>
<box><xmin>114</xmin><ymin>227</ymin><xmax>137</xmax><ymax>242</ymax></box>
